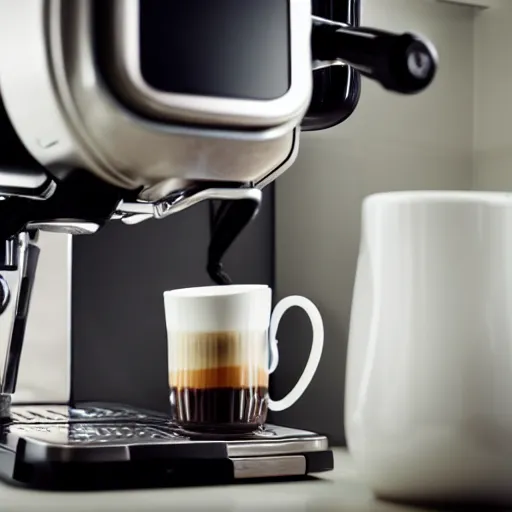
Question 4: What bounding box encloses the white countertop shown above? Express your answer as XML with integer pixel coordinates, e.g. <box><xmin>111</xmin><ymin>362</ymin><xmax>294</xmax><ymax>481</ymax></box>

<box><xmin>0</xmin><ymin>448</ymin><xmax>473</xmax><ymax>512</ymax></box>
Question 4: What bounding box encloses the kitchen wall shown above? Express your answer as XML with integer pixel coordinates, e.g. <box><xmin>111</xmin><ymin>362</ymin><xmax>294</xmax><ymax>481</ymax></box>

<box><xmin>473</xmin><ymin>0</ymin><xmax>512</xmax><ymax>189</ymax></box>
<box><xmin>274</xmin><ymin>0</ymin><xmax>476</xmax><ymax>444</ymax></box>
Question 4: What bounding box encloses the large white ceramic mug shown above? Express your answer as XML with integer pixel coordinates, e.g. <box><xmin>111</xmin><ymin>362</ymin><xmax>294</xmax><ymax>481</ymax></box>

<box><xmin>164</xmin><ymin>284</ymin><xmax>323</xmax><ymax>432</ymax></box>
<box><xmin>346</xmin><ymin>191</ymin><xmax>512</xmax><ymax>505</ymax></box>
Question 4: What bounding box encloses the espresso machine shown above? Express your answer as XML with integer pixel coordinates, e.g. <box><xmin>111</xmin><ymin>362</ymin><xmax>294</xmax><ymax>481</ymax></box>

<box><xmin>0</xmin><ymin>0</ymin><xmax>438</xmax><ymax>489</ymax></box>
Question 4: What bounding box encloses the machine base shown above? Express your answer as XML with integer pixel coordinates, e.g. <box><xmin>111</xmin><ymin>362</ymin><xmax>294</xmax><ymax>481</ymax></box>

<box><xmin>0</xmin><ymin>403</ymin><xmax>333</xmax><ymax>489</ymax></box>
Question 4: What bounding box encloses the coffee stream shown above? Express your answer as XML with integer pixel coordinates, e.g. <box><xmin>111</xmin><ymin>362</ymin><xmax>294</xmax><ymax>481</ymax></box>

<box><xmin>207</xmin><ymin>199</ymin><xmax>261</xmax><ymax>285</ymax></box>
<box><xmin>169</xmin><ymin>331</ymin><xmax>269</xmax><ymax>432</ymax></box>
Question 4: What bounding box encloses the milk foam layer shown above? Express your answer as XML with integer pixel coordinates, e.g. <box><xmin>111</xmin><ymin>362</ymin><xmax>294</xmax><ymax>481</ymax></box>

<box><xmin>168</xmin><ymin>331</ymin><xmax>268</xmax><ymax>389</ymax></box>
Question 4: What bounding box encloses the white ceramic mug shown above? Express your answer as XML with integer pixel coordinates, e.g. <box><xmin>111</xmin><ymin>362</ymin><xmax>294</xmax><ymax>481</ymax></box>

<box><xmin>346</xmin><ymin>191</ymin><xmax>512</xmax><ymax>505</ymax></box>
<box><xmin>164</xmin><ymin>284</ymin><xmax>323</xmax><ymax>431</ymax></box>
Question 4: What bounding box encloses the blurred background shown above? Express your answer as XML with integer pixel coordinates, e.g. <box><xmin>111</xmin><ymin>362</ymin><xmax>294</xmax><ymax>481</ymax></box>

<box><xmin>4</xmin><ymin>0</ymin><xmax>511</xmax><ymax>446</ymax></box>
<box><xmin>275</xmin><ymin>0</ymin><xmax>510</xmax><ymax>444</ymax></box>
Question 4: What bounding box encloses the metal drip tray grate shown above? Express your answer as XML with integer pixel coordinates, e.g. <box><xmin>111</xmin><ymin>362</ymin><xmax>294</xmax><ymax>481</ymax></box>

<box><xmin>4</xmin><ymin>404</ymin><xmax>330</xmax><ymax>460</ymax></box>
<box><xmin>10</xmin><ymin>404</ymin><xmax>157</xmax><ymax>424</ymax></box>
<box><xmin>3</xmin><ymin>421</ymin><xmax>329</xmax><ymax>460</ymax></box>
<box><xmin>9</xmin><ymin>423</ymin><xmax>184</xmax><ymax>445</ymax></box>
<box><xmin>6</xmin><ymin>421</ymin><xmax>311</xmax><ymax>447</ymax></box>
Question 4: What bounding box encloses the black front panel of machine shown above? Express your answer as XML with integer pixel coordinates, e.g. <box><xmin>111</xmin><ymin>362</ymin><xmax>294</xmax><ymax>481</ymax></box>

<box><xmin>139</xmin><ymin>0</ymin><xmax>290</xmax><ymax>100</ymax></box>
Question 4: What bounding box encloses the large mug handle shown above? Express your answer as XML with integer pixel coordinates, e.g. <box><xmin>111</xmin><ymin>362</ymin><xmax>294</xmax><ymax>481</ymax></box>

<box><xmin>267</xmin><ymin>296</ymin><xmax>324</xmax><ymax>412</ymax></box>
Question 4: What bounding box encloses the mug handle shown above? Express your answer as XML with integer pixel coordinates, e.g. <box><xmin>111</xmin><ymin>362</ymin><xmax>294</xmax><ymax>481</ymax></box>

<box><xmin>267</xmin><ymin>296</ymin><xmax>324</xmax><ymax>412</ymax></box>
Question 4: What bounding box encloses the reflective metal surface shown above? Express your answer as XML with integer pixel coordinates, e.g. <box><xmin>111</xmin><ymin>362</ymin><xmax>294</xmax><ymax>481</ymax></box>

<box><xmin>227</xmin><ymin>436</ymin><xmax>328</xmax><ymax>458</ymax></box>
<box><xmin>0</xmin><ymin>0</ymin><xmax>302</xmax><ymax>201</ymax></box>
<box><xmin>116</xmin><ymin>188</ymin><xmax>262</xmax><ymax>225</ymax></box>
<box><xmin>311</xmin><ymin>15</ymin><xmax>351</xmax><ymax>71</ymax></box>
<box><xmin>26</xmin><ymin>221</ymin><xmax>100</xmax><ymax>235</ymax></box>
<box><xmin>8</xmin><ymin>423</ymin><xmax>183</xmax><ymax>448</ymax></box>
<box><xmin>10</xmin><ymin>404</ymin><xmax>156</xmax><ymax>424</ymax></box>
<box><xmin>108</xmin><ymin>0</ymin><xmax>312</xmax><ymax>128</ymax></box>
<box><xmin>0</xmin><ymin>240</ymin><xmax>16</xmax><ymax>271</ymax></box>
<box><xmin>256</xmin><ymin>129</ymin><xmax>300</xmax><ymax>190</ymax></box>
<box><xmin>232</xmin><ymin>456</ymin><xmax>306</xmax><ymax>479</ymax></box>
<box><xmin>0</xmin><ymin>169</ymin><xmax>56</xmax><ymax>200</ymax></box>
<box><xmin>3</xmin><ymin>404</ymin><xmax>330</xmax><ymax>469</ymax></box>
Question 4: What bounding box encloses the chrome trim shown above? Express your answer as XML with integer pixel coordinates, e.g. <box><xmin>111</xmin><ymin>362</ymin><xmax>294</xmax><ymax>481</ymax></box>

<box><xmin>311</xmin><ymin>16</ymin><xmax>351</xmax><ymax>71</ymax></box>
<box><xmin>26</xmin><ymin>221</ymin><xmax>100</xmax><ymax>235</ymax></box>
<box><xmin>119</xmin><ymin>214</ymin><xmax>153</xmax><ymax>226</ymax></box>
<box><xmin>1</xmin><ymin>240</ymin><xmax>17</xmax><ymax>270</ymax></box>
<box><xmin>311</xmin><ymin>15</ymin><xmax>349</xmax><ymax>27</ymax></box>
<box><xmin>116</xmin><ymin>188</ymin><xmax>263</xmax><ymax>223</ymax></box>
<box><xmin>36</xmin><ymin>180</ymin><xmax>57</xmax><ymax>200</ymax></box>
<box><xmin>115</xmin><ymin>202</ymin><xmax>154</xmax><ymax>216</ymax></box>
<box><xmin>227</xmin><ymin>437</ymin><xmax>328</xmax><ymax>458</ymax></box>
<box><xmin>312</xmin><ymin>60</ymin><xmax>347</xmax><ymax>71</ymax></box>
<box><xmin>155</xmin><ymin>188</ymin><xmax>262</xmax><ymax>218</ymax></box>
<box><xmin>256</xmin><ymin>129</ymin><xmax>300</xmax><ymax>190</ymax></box>
<box><xmin>65</xmin><ymin>234</ymin><xmax>72</xmax><ymax>405</ymax></box>
<box><xmin>109</xmin><ymin>0</ymin><xmax>313</xmax><ymax>128</ymax></box>
<box><xmin>0</xmin><ymin>170</ymin><xmax>56</xmax><ymax>200</ymax></box>
<box><xmin>232</xmin><ymin>456</ymin><xmax>306</xmax><ymax>479</ymax></box>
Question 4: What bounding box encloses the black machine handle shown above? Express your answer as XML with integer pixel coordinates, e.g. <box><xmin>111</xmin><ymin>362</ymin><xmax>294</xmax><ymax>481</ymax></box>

<box><xmin>312</xmin><ymin>21</ymin><xmax>438</xmax><ymax>95</ymax></box>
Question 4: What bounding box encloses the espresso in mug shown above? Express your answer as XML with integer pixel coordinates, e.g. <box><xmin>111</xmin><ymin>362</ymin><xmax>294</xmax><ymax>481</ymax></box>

<box><xmin>169</xmin><ymin>331</ymin><xmax>268</xmax><ymax>431</ymax></box>
<box><xmin>164</xmin><ymin>284</ymin><xmax>323</xmax><ymax>433</ymax></box>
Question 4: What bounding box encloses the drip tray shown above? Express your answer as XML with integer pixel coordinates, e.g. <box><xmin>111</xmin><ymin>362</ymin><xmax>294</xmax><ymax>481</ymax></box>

<box><xmin>9</xmin><ymin>403</ymin><xmax>157</xmax><ymax>424</ymax></box>
<box><xmin>0</xmin><ymin>404</ymin><xmax>334</xmax><ymax>488</ymax></box>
